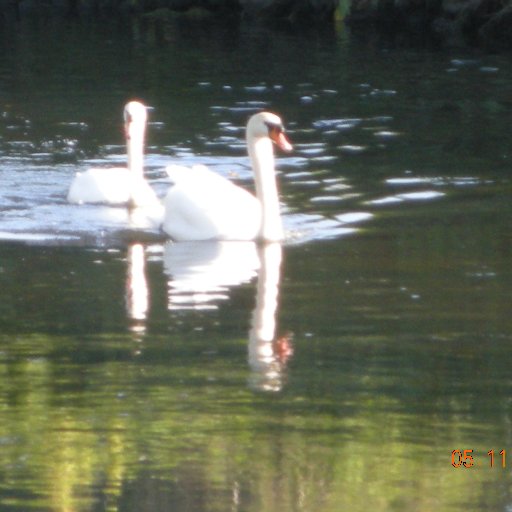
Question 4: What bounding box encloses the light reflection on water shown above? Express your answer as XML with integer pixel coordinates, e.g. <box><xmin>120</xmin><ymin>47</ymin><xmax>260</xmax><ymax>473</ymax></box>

<box><xmin>0</xmin><ymin>16</ymin><xmax>511</xmax><ymax>512</ymax></box>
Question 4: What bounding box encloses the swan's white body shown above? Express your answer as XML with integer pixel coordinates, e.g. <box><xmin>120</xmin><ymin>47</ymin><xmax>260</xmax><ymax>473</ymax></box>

<box><xmin>67</xmin><ymin>101</ymin><xmax>160</xmax><ymax>209</ymax></box>
<box><xmin>163</xmin><ymin>164</ymin><xmax>261</xmax><ymax>241</ymax></box>
<box><xmin>162</xmin><ymin>112</ymin><xmax>292</xmax><ymax>242</ymax></box>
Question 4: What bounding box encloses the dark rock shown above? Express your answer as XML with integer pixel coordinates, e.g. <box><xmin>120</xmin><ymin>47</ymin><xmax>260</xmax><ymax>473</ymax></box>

<box><xmin>2</xmin><ymin>0</ymin><xmax>512</xmax><ymax>51</ymax></box>
<box><xmin>346</xmin><ymin>0</ymin><xmax>512</xmax><ymax>51</ymax></box>
<box><xmin>164</xmin><ymin>0</ymin><xmax>240</xmax><ymax>13</ymax></box>
<box><xmin>479</xmin><ymin>4</ymin><xmax>512</xmax><ymax>51</ymax></box>
<box><xmin>240</xmin><ymin>0</ymin><xmax>338</xmax><ymax>22</ymax></box>
<box><xmin>456</xmin><ymin>0</ymin><xmax>504</xmax><ymax>41</ymax></box>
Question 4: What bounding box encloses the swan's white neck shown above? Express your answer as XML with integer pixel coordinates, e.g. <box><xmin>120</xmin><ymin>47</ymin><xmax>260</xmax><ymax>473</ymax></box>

<box><xmin>127</xmin><ymin>122</ymin><xmax>145</xmax><ymax>179</ymax></box>
<box><xmin>248</xmin><ymin>136</ymin><xmax>283</xmax><ymax>242</ymax></box>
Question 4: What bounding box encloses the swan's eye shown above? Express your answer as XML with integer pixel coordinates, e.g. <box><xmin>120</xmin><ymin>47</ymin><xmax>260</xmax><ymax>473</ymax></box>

<box><xmin>124</xmin><ymin>112</ymin><xmax>133</xmax><ymax>140</ymax></box>
<box><xmin>265</xmin><ymin>120</ymin><xmax>293</xmax><ymax>152</ymax></box>
<box><xmin>264</xmin><ymin>121</ymin><xmax>283</xmax><ymax>135</ymax></box>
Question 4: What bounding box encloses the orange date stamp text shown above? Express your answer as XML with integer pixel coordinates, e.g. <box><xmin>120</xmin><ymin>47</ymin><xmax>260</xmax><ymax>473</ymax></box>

<box><xmin>451</xmin><ymin>449</ymin><xmax>506</xmax><ymax>468</ymax></box>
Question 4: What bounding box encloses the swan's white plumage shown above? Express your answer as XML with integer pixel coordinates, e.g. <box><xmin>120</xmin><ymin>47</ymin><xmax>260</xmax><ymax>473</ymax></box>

<box><xmin>67</xmin><ymin>168</ymin><xmax>158</xmax><ymax>206</ymax></box>
<box><xmin>162</xmin><ymin>112</ymin><xmax>292</xmax><ymax>242</ymax></box>
<box><xmin>67</xmin><ymin>101</ymin><xmax>161</xmax><ymax>210</ymax></box>
<box><xmin>164</xmin><ymin>164</ymin><xmax>261</xmax><ymax>241</ymax></box>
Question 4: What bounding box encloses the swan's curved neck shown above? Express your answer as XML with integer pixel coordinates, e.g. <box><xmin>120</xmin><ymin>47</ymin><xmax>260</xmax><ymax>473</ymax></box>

<box><xmin>248</xmin><ymin>137</ymin><xmax>283</xmax><ymax>242</ymax></box>
<box><xmin>127</xmin><ymin>124</ymin><xmax>145</xmax><ymax>179</ymax></box>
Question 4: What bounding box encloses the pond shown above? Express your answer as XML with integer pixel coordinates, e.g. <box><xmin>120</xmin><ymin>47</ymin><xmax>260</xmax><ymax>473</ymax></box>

<box><xmin>0</xmin><ymin>15</ymin><xmax>512</xmax><ymax>512</ymax></box>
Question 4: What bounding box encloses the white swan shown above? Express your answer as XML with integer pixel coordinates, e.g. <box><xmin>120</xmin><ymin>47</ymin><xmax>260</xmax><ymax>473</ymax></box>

<box><xmin>67</xmin><ymin>101</ymin><xmax>160</xmax><ymax>208</ymax></box>
<box><xmin>162</xmin><ymin>112</ymin><xmax>292</xmax><ymax>242</ymax></box>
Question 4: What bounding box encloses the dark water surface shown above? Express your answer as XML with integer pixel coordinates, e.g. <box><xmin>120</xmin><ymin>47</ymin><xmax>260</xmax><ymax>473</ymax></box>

<box><xmin>1</xmin><ymin>16</ymin><xmax>512</xmax><ymax>512</ymax></box>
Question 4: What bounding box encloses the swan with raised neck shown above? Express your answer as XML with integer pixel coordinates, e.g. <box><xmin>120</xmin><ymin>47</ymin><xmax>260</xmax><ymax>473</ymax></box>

<box><xmin>163</xmin><ymin>111</ymin><xmax>292</xmax><ymax>241</ymax></box>
<box><xmin>67</xmin><ymin>100</ymin><xmax>160</xmax><ymax>209</ymax></box>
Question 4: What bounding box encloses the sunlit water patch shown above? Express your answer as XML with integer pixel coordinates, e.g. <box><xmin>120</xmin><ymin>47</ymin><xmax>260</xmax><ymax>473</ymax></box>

<box><xmin>367</xmin><ymin>190</ymin><xmax>446</xmax><ymax>206</ymax></box>
<box><xmin>0</xmin><ymin>143</ymin><xmax>370</xmax><ymax>247</ymax></box>
<box><xmin>0</xmin><ymin>73</ymin><xmax>501</xmax><ymax>250</ymax></box>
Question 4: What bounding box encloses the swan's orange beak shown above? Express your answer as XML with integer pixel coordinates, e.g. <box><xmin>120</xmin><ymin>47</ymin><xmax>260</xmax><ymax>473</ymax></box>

<box><xmin>269</xmin><ymin>127</ymin><xmax>293</xmax><ymax>153</ymax></box>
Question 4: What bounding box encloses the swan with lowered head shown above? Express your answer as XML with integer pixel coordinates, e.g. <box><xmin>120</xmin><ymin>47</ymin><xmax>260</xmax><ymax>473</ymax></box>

<box><xmin>67</xmin><ymin>101</ymin><xmax>160</xmax><ymax>208</ymax></box>
<box><xmin>162</xmin><ymin>112</ymin><xmax>292</xmax><ymax>242</ymax></box>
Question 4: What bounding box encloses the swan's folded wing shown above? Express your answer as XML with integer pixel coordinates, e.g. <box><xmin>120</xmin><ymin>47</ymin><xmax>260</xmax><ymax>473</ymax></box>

<box><xmin>165</xmin><ymin>164</ymin><xmax>229</xmax><ymax>185</ymax></box>
<box><xmin>67</xmin><ymin>168</ymin><xmax>131</xmax><ymax>204</ymax></box>
<box><xmin>163</xmin><ymin>169</ymin><xmax>261</xmax><ymax>241</ymax></box>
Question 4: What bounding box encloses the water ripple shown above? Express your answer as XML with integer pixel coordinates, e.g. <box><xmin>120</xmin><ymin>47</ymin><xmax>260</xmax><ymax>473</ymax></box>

<box><xmin>367</xmin><ymin>190</ymin><xmax>445</xmax><ymax>206</ymax></box>
<box><xmin>0</xmin><ymin>94</ymin><xmax>492</xmax><ymax>249</ymax></box>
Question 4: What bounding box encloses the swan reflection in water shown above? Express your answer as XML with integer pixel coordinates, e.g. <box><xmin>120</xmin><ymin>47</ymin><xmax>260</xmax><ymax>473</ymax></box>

<box><xmin>163</xmin><ymin>240</ymin><xmax>260</xmax><ymax>310</ymax></box>
<box><xmin>125</xmin><ymin>243</ymin><xmax>150</xmax><ymax>336</ymax></box>
<box><xmin>248</xmin><ymin>242</ymin><xmax>293</xmax><ymax>392</ymax></box>
<box><xmin>163</xmin><ymin>240</ymin><xmax>293</xmax><ymax>391</ymax></box>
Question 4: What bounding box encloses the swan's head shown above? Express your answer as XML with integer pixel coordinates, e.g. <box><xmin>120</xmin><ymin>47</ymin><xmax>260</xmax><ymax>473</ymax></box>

<box><xmin>124</xmin><ymin>101</ymin><xmax>147</xmax><ymax>141</ymax></box>
<box><xmin>247</xmin><ymin>112</ymin><xmax>293</xmax><ymax>152</ymax></box>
